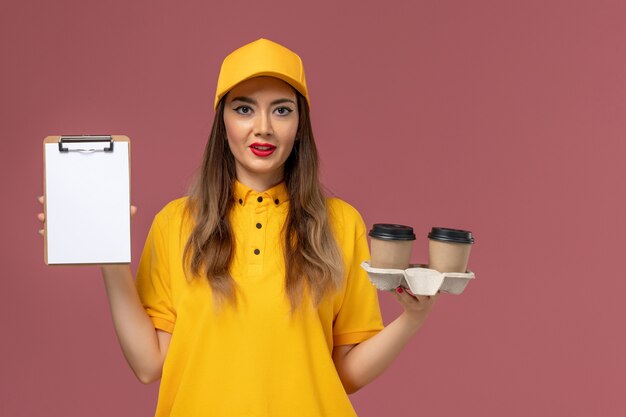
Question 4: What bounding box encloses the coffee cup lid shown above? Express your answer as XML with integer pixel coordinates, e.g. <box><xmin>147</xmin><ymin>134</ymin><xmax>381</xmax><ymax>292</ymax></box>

<box><xmin>428</xmin><ymin>227</ymin><xmax>474</xmax><ymax>244</ymax></box>
<box><xmin>369</xmin><ymin>224</ymin><xmax>416</xmax><ymax>241</ymax></box>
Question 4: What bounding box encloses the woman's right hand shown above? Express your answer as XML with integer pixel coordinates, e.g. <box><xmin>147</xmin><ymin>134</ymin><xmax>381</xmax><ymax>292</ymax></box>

<box><xmin>37</xmin><ymin>196</ymin><xmax>45</xmax><ymax>236</ymax></box>
<box><xmin>37</xmin><ymin>195</ymin><xmax>137</xmax><ymax>236</ymax></box>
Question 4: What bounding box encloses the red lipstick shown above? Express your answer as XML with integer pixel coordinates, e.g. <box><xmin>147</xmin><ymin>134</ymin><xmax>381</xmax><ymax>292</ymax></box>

<box><xmin>249</xmin><ymin>142</ymin><xmax>276</xmax><ymax>157</ymax></box>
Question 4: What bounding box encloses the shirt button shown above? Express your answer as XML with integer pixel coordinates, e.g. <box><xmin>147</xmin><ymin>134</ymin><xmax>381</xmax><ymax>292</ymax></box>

<box><xmin>254</xmin><ymin>249</ymin><xmax>260</xmax><ymax>255</ymax></box>
<box><xmin>274</xmin><ymin>199</ymin><xmax>279</xmax><ymax>205</ymax></box>
<box><xmin>257</xmin><ymin>196</ymin><xmax>263</xmax><ymax>203</ymax></box>
<box><xmin>238</xmin><ymin>198</ymin><xmax>243</xmax><ymax>205</ymax></box>
<box><xmin>256</xmin><ymin>223</ymin><xmax>262</xmax><ymax>229</ymax></box>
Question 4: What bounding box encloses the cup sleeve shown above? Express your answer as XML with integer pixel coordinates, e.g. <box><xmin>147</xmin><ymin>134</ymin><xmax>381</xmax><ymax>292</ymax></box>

<box><xmin>135</xmin><ymin>216</ymin><xmax>176</xmax><ymax>333</ymax></box>
<box><xmin>332</xmin><ymin>217</ymin><xmax>384</xmax><ymax>346</ymax></box>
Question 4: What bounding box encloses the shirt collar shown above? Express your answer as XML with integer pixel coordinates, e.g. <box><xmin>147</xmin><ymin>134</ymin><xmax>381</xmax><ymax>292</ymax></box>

<box><xmin>233</xmin><ymin>180</ymin><xmax>290</xmax><ymax>207</ymax></box>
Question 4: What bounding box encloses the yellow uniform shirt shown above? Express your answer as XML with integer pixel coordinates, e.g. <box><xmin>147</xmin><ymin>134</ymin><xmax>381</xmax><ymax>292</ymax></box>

<box><xmin>136</xmin><ymin>181</ymin><xmax>383</xmax><ymax>417</ymax></box>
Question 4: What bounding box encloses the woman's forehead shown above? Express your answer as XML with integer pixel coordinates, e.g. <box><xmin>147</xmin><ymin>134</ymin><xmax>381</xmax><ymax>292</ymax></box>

<box><xmin>227</xmin><ymin>76</ymin><xmax>297</xmax><ymax>101</ymax></box>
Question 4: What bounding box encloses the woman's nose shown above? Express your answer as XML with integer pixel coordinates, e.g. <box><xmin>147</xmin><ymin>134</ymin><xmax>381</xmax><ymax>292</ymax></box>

<box><xmin>253</xmin><ymin>112</ymin><xmax>273</xmax><ymax>136</ymax></box>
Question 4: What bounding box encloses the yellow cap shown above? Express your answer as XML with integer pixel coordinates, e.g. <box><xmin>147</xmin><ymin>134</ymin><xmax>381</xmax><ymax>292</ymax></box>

<box><xmin>214</xmin><ymin>38</ymin><xmax>309</xmax><ymax>109</ymax></box>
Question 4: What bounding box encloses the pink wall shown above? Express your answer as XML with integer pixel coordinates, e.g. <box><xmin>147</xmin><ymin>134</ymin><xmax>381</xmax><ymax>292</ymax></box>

<box><xmin>2</xmin><ymin>0</ymin><xmax>624</xmax><ymax>416</ymax></box>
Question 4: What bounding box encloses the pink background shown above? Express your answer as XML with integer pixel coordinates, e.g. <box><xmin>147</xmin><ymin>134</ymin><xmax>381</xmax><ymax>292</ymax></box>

<box><xmin>2</xmin><ymin>0</ymin><xmax>625</xmax><ymax>416</ymax></box>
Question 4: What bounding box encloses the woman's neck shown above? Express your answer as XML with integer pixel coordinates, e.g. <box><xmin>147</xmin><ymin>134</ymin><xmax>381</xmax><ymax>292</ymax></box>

<box><xmin>235</xmin><ymin>171</ymin><xmax>284</xmax><ymax>193</ymax></box>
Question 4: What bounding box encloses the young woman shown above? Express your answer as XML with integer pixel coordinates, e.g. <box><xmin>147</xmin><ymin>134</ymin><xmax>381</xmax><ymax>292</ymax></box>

<box><xmin>39</xmin><ymin>38</ymin><xmax>437</xmax><ymax>417</ymax></box>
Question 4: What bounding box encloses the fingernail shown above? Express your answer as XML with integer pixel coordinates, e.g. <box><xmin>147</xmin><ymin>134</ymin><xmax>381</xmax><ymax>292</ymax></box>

<box><xmin>396</xmin><ymin>287</ymin><xmax>403</xmax><ymax>294</ymax></box>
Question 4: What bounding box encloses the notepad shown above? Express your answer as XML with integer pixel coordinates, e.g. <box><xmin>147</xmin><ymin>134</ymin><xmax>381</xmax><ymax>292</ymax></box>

<box><xmin>43</xmin><ymin>135</ymin><xmax>131</xmax><ymax>265</ymax></box>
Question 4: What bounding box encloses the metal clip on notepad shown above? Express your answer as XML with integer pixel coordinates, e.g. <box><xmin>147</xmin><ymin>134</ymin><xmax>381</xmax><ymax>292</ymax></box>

<box><xmin>58</xmin><ymin>135</ymin><xmax>114</xmax><ymax>153</ymax></box>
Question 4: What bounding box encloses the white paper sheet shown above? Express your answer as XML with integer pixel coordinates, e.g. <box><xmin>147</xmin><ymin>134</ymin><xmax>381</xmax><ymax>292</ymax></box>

<box><xmin>45</xmin><ymin>139</ymin><xmax>131</xmax><ymax>264</ymax></box>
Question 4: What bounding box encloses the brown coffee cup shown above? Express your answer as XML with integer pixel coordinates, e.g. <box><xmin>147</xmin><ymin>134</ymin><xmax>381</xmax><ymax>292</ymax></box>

<box><xmin>427</xmin><ymin>227</ymin><xmax>474</xmax><ymax>273</ymax></box>
<box><xmin>368</xmin><ymin>224</ymin><xmax>416</xmax><ymax>269</ymax></box>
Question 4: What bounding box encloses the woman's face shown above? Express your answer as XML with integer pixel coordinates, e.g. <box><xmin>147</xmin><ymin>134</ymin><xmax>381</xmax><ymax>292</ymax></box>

<box><xmin>223</xmin><ymin>76</ymin><xmax>299</xmax><ymax>188</ymax></box>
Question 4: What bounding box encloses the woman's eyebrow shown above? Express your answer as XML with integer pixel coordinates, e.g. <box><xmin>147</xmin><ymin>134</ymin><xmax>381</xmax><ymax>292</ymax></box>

<box><xmin>230</xmin><ymin>96</ymin><xmax>256</xmax><ymax>105</ymax></box>
<box><xmin>270</xmin><ymin>98</ymin><xmax>296</xmax><ymax>106</ymax></box>
<box><xmin>230</xmin><ymin>97</ymin><xmax>296</xmax><ymax>106</ymax></box>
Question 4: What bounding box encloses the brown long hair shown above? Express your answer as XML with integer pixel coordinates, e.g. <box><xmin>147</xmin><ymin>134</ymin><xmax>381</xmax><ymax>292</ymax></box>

<box><xmin>184</xmin><ymin>93</ymin><xmax>343</xmax><ymax>310</ymax></box>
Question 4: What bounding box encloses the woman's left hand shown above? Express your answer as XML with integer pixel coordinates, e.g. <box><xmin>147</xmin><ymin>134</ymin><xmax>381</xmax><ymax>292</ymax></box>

<box><xmin>392</xmin><ymin>287</ymin><xmax>439</xmax><ymax>317</ymax></box>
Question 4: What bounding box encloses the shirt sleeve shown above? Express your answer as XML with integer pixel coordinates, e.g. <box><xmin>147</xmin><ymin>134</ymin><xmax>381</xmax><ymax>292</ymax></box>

<box><xmin>135</xmin><ymin>213</ymin><xmax>176</xmax><ymax>333</ymax></box>
<box><xmin>332</xmin><ymin>205</ymin><xmax>384</xmax><ymax>346</ymax></box>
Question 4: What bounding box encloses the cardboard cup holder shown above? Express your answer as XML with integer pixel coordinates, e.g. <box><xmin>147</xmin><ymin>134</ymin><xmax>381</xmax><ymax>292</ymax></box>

<box><xmin>360</xmin><ymin>261</ymin><xmax>475</xmax><ymax>296</ymax></box>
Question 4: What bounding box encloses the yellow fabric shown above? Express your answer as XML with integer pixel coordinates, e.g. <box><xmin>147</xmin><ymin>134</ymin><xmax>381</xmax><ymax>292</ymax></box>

<box><xmin>136</xmin><ymin>181</ymin><xmax>383</xmax><ymax>417</ymax></box>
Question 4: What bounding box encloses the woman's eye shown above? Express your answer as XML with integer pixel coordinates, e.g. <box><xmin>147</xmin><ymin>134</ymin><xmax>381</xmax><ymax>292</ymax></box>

<box><xmin>234</xmin><ymin>106</ymin><xmax>252</xmax><ymax>115</ymax></box>
<box><xmin>274</xmin><ymin>107</ymin><xmax>293</xmax><ymax>116</ymax></box>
